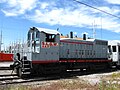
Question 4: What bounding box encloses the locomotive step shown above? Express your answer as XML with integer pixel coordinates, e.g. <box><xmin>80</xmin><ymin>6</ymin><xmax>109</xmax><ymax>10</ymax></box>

<box><xmin>23</xmin><ymin>68</ymin><xmax>30</xmax><ymax>70</ymax></box>
<box><xmin>22</xmin><ymin>62</ymin><xmax>30</xmax><ymax>64</ymax></box>
<box><xmin>23</xmin><ymin>64</ymin><xmax>30</xmax><ymax>66</ymax></box>
<box><xmin>22</xmin><ymin>68</ymin><xmax>31</xmax><ymax>72</ymax></box>
<box><xmin>22</xmin><ymin>72</ymin><xmax>31</xmax><ymax>75</ymax></box>
<box><xmin>22</xmin><ymin>59</ymin><xmax>30</xmax><ymax>61</ymax></box>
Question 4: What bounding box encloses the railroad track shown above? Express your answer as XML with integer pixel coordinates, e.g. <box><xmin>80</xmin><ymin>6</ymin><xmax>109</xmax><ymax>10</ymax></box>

<box><xmin>0</xmin><ymin>74</ymin><xmax>40</xmax><ymax>85</ymax></box>
<box><xmin>0</xmin><ymin>67</ymin><xmax>11</xmax><ymax>70</ymax></box>
<box><xmin>0</xmin><ymin>68</ymin><xmax>64</xmax><ymax>85</ymax></box>
<box><xmin>0</xmin><ymin>67</ymin><xmax>118</xmax><ymax>85</ymax></box>
<box><xmin>0</xmin><ymin>74</ymin><xmax>64</xmax><ymax>85</ymax></box>
<box><xmin>0</xmin><ymin>69</ymin><xmax>85</xmax><ymax>85</ymax></box>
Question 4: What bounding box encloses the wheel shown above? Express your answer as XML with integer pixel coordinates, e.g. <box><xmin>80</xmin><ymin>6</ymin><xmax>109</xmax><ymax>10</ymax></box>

<box><xmin>116</xmin><ymin>65</ymin><xmax>120</xmax><ymax>69</ymax></box>
<box><xmin>17</xmin><ymin>67</ymin><xmax>25</xmax><ymax>78</ymax></box>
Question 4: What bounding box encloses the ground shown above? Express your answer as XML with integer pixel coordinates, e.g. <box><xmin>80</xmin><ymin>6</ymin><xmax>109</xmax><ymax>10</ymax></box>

<box><xmin>0</xmin><ymin>69</ymin><xmax>120</xmax><ymax>90</ymax></box>
<box><xmin>0</xmin><ymin>62</ymin><xmax>120</xmax><ymax>90</ymax></box>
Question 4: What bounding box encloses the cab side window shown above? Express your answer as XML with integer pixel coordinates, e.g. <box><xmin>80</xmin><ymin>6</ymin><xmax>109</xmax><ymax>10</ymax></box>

<box><xmin>36</xmin><ymin>31</ymin><xmax>40</xmax><ymax>41</ymax></box>
<box><xmin>112</xmin><ymin>46</ymin><xmax>116</xmax><ymax>52</ymax></box>
<box><xmin>46</xmin><ymin>34</ymin><xmax>56</xmax><ymax>42</ymax></box>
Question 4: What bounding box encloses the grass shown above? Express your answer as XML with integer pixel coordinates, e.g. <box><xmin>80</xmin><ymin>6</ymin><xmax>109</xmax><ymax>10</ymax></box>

<box><xmin>0</xmin><ymin>85</ymin><xmax>31</xmax><ymax>90</ymax></box>
<box><xmin>99</xmin><ymin>80</ymin><xmax>120</xmax><ymax>90</ymax></box>
<box><xmin>99</xmin><ymin>72</ymin><xmax>120</xmax><ymax>90</ymax></box>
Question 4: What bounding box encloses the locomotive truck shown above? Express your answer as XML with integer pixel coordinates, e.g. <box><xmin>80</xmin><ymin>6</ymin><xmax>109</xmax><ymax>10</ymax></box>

<box><xmin>11</xmin><ymin>27</ymin><xmax>112</xmax><ymax>78</ymax></box>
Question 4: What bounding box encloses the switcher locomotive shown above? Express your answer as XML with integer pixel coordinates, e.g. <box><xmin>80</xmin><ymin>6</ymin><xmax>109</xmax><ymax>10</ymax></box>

<box><xmin>11</xmin><ymin>27</ymin><xmax>112</xmax><ymax>78</ymax></box>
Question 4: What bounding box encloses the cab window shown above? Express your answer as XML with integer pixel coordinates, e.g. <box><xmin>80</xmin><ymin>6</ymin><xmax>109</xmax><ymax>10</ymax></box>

<box><xmin>46</xmin><ymin>34</ymin><xmax>56</xmax><ymax>42</ymax></box>
<box><xmin>112</xmin><ymin>46</ymin><xmax>116</xmax><ymax>52</ymax></box>
<box><xmin>28</xmin><ymin>32</ymin><xmax>31</xmax><ymax>40</ymax></box>
<box><xmin>36</xmin><ymin>31</ymin><xmax>40</xmax><ymax>40</ymax></box>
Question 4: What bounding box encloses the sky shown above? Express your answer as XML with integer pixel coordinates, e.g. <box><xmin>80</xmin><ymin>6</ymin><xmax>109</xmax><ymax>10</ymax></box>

<box><xmin>1</xmin><ymin>0</ymin><xmax>120</xmax><ymax>47</ymax></box>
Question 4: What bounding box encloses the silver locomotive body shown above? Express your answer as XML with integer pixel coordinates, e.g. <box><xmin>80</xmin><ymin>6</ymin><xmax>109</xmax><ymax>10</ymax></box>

<box><xmin>11</xmin><ymin>27</ymin><xmax>111</xmax><ymax>78</ymax></box>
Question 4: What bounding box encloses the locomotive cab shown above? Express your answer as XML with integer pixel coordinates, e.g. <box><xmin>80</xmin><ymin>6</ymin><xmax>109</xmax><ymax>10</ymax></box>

<box><xmin>12</xmin><ymin>27</ymin><xmax>60</xmax><ymax>78</ymax></box>
<box><xmin>28</xmin><ymin>27</ymin><xmax>60</xmax><ymax>62</ymax></box>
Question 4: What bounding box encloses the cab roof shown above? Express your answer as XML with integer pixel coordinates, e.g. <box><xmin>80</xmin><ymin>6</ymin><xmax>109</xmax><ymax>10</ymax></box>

<box><xmin>29</xmin><ymin>27</ymin><xmax>60</xmax><ymax>35</ymax></box>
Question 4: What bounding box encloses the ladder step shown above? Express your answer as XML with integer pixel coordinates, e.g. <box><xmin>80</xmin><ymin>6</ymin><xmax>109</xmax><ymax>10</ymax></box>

<box><xmin>22</xmin><ymin>69</ymin><xmax>31</xmax><ymax>72</ymax></box>
<box><xmin>22</xmin><ymin>59</ymin><xmax>28</xmax><ymax>61</ymax></box>
<box><xmin>21</xmin><ymin>59</ymin><xmax>31</xmax><ymax>74</ymax></box>
<box><xmin>23</xmin><ymin>72</ymin><xmax>31</xmax><ymax>74</ymax></box>
<box><xmin>23</xmin><ymin>62</ymin><xmax>30</xmax><ymax>64</ymax></box>
<box><xmin>23</xmin><ymin>68</ymin><xmax>30</xmax><ymax>70</ymax></box>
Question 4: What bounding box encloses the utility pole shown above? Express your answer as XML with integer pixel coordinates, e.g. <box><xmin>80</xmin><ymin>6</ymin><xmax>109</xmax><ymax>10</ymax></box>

<box><xmin>100</xmin><ymin>15</ymin><xmax>103</xmax><ymax>39</ymax></box>
<box><xmin>92</xmin><ymin>20</ymin><xmax>96</xmax><ymax>39</ymax></box>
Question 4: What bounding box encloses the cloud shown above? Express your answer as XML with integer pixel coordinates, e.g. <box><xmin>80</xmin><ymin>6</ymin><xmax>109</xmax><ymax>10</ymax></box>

<box><xmin>0</xmin><ymin>0</ymin><xmax>6</xmax><ymax>3</ymax></box>
<box><xmin>105</xmin><ymin>0</ymin><xmax>120</xmax><ymax>4</ymax></box>
<box><xmin>27</xmin><ymin>4</ymin><xmax>120</xmax><ymax>33</ymax></box>
<box><xmin>1</xmin><ymin>0</ymin><xmax>38</xmax><ymax>16</ymax></box>
<box><xmin>1</xmin><ymin>10</ymin><xmax>18</xmax><ymax>16</ymax></box>
<box><xmin>27</xmin><ymin>8</ymin><xmax>88</xmax><ymax>26</ymax></box>
<box><xmin>40</xmin><ymin>2</ymin><xmax>49</xmax><ymax>9</ymax></box>
<box><xmin>97</xmin><ymin>6</ymin><xmax>120</xmax><ymax>15</ymax></box>
<box><xmin>1</xmin><ymin>0</ymin><xmax>120</xmax><ymax>33</ymax></box>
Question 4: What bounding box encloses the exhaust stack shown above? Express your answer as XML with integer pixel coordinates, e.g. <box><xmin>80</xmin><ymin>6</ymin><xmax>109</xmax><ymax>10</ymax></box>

<box><xmin>70</xmin><ymin>31</ymin><xmax>73</xmax><ymax>38</ymax></box>
<box><xmin>83</xmin><ymin>34</ymin><xmax>86</xmax><ymax>40</ymax></box>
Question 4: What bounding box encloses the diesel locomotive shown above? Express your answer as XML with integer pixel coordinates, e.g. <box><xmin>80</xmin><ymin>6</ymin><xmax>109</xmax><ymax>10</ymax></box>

<box><xmin>11</xmin><ymin>27</ymin><xmax>113</xmax><ymax>78</ymax></box>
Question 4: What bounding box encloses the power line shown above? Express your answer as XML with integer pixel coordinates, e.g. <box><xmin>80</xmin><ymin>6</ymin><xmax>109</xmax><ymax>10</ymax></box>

<box><xmin>72</xmin><ymin>0</ymin><xmax>120</xmax><ymax>19</ymax></box>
